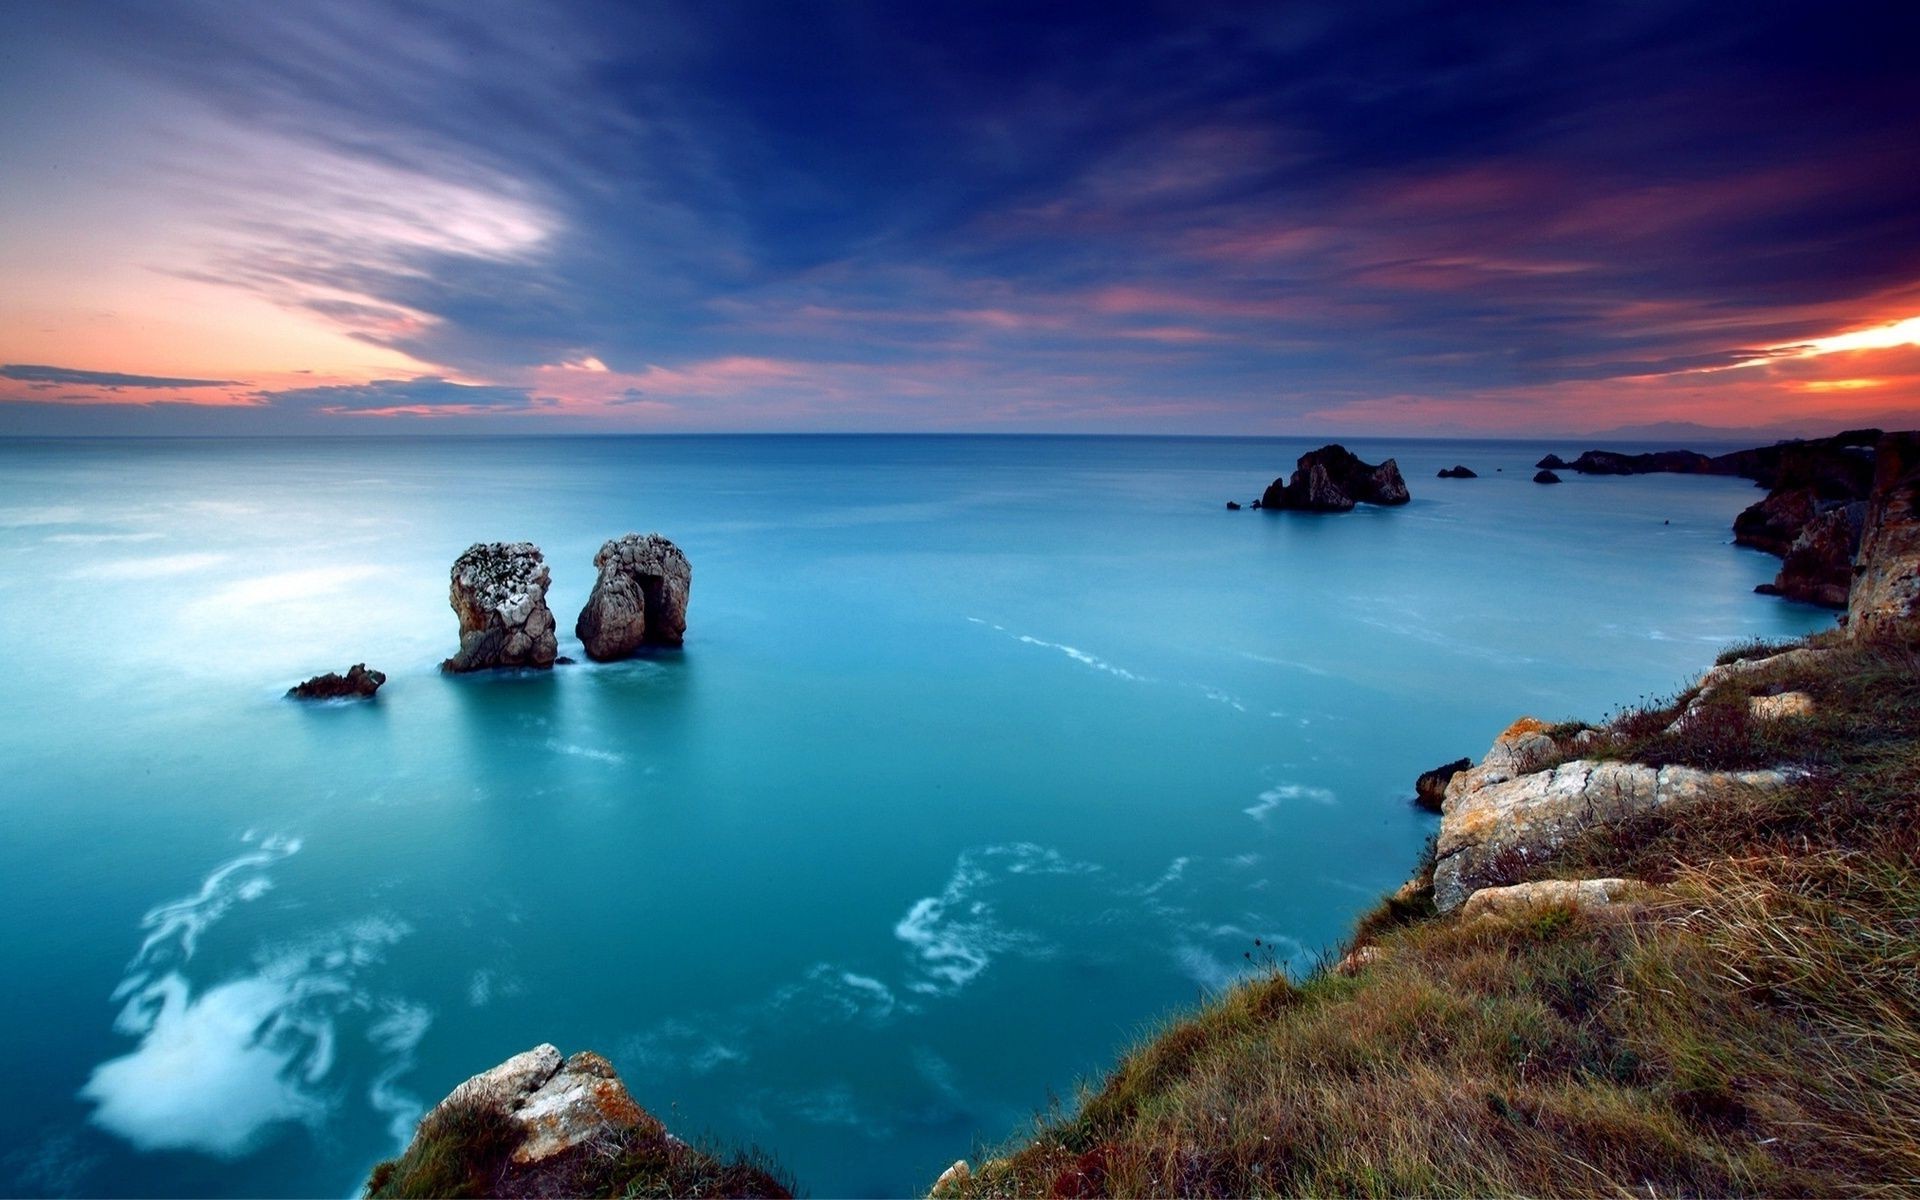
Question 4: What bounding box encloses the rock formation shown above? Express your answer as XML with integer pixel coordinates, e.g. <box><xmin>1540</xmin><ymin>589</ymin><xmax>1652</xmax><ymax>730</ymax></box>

<box><xmin>1569</xmin><ymin>449</ymin><xmax>1718</xmax><ymax>476</ymax></box>
<box><xmin>1533</xmin><ymin>469</ymin><xmax>1562</xmax><ymax>484</ymax></box>
<box><xmin>442</xmin><ymin>542</ymin><xmax>558</xmax><ymax>672</ymax></box>
<box><xmin>1437</xmin><ymin>465</ymin><xmax>1477</xmax><ymax>479</ymax></box>
<box><xmin>1848</xmin><ymin>431</ymin><xmax>1920</xmax><ymax>635</ymax></box>
<box><xmin>287</xmin><ymin>663</ymin><xmax>385</xmax><ymax>700</ymax></box>
<box><xmin>1413</xmin><ymin>757</ymin><xmax>1470</xmax><ymax>813</ymax></box>
<box><xmin>1260</xmin><ymin>445</ymin><xmax>1410</xmax><ymax>512</ymax></box>
<box><xmin>1225</xmin><ymin>500</ymin><xmax>1242</xmax><ymax>510</ymax></box>
<box><xmin>1430</xmin><ymin>717</ymin><xmax>1791</xmax><ymax>912</ymax></box>
<box><xmin>1458</xmin><ymin>877</ymin><xmax>1646</xmax><ymax>921</ymax></box>
<box><xmin>371</xmin><ymin>1044</ymin><xmax>789</xmax><ymax>1198</ymax></box>
<box><xmin>575</xmin><ymin>533</ymin><xmax>692</xmax><ymax>660</ymax></box>
<box><xmin>1754</xmin><ymin>502</ymin><xmax>1866</xmax><ymax>607</ymax></box>
<box><xmin>1535</xmin><ymin>454</ymin><xmax>1569</xmax><ymax>469</ymax></box>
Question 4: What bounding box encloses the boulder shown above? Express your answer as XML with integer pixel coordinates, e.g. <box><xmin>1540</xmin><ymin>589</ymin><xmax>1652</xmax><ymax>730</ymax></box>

<box><xmin>288</xmin><ymin>663</ymin><xmax>385</xmax><ymax>700</ymax></box>
<box><xmin>1749</xmin><ymin>691</ymin><xmax>1814</xmax><ymax>720</ymax></box>
<box><xmin>1533</xmin><ymin>469</ymin><xmax>1562</xmax><ymax>484</ymax></box>
<box><xmin>1437</xmin><ymin>465</ymin><xmax>1477</xmax><ymax>479</ymax></box>
<box><xmin>575</xmin><ymin>533</ymin><xmax>693</xmax><ymax>661</ymax></box>
<box><xmin>442</xmin><ymin>542</ymin><xmax>558</xmax><ymax>672</ymax></box>
<box><xmin>1260</xmin><ymin>445</ymin><xmax>1411</xmax><ymax>512</ymax></box>
<box><xmin>374</xmin><ymin>1044</ymin><xmax>789</xmax><ymax>1198</ymax></box>
<box><xmin>1848</xmin><ymin>432</ymin><xmax>1920</xmax><ymax>636</ymax></box>
<box><xmin>1433</xmin><ymin>746</ymin><xmax>1791</xmax><ymax>912</ymax></box>
<box><xmin>1413</xmin><ymin>757</ymin><xmax>1471</xmax><ymax>813</ymax></box>
<box><xmin>1536</xmin><ymin>454</ymin><xmax>1569</xmax><ymax>469</ymax></box>
<box><xmin>1458</xmin><ymin>877</ymin><xmax>1646</xmax><ymax>920</ymax></box>
<box><xmin>1755</xmin><ymin>502</ymin><xmax>1865</xmax><ymax>607</ymax></box>
<box><xmin>932</xmin><ymin>1161</ymin><xmax>973</xmax><ymax>1198</ymax></box>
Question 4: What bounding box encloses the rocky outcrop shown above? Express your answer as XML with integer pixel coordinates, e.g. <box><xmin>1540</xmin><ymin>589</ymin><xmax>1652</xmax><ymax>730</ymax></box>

<box><xmin>1432</xmin><ymin>717</ymin><xmax>1792</xmax><ymax>912</ymax></box>
<box><xmin>1260</xmin><ymin>445</ymin><xmax>1410</xmax><ymax>512</ymax></box>
<box><xmin>1848</xmin><ymin>432</ymin><xmax>1920</xmax><ymax>636</ymax></box>
<box><xmin>442</xmin><ymin>542</ymin><xmax>558</xmax><ymax>672</ymax></box>
<box><xmin>1458</xmin><ymin>877</ymin><xmax>1646</xmax><ymax>920</ymax></box>
<box><xmin>1749</xmin><ymin>691</ymin><xmax>1814</xmax><ymax>720</ymax></box>
<box><xmin>1225</xmin><ymin>500</ymin><xmax>1242</xmax><ymax>510</ymax></box>
<box><xmin>1570</xmin><ymin>449</ymin><xmax>1718</xmax><ymax>476</ymax></box>
<box><xmin>288</xmin><ymin>663</ymin><xmax>385</xmax><ymax>700</ymax></box>
<box><xmin>1536</xmin><ymin>454</ymin><xmax>1569</xmax><ymax>470</ymax></box>
<box><xmin>1534</xmin><ymin>470</ymin><xmax>1562</xmax><ymax>484</ymax></box>
<box><xmin>372</xmin><ymin>1044</ymin><xmax>789</xmax><ymax>1198</ymax></box>
<box><xmin>575</xmin><ymin>533</ymin><xmax>692</xmax><ymax>660</ymax></box>
<box><xmin>1754</xmin><ymin>502</ymin><xmax>1866</xmax><ymax>607</ymax></box>
<box><xmin>1437</xmin><ymin>465</ymin><xmax>1477</xmax><ymax>479</ymax></box>
<box><xmin>1414</xmin><ymin>757</ymin><xmax>1471</xmax><ymax>813</ymax></box>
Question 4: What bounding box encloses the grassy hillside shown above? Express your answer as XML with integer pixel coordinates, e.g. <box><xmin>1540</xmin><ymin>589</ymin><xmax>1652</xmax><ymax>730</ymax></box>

<box><xmin>943</xmin><ymin>628</ymin><xmax>1920</xmax><ymax>1197</ymax></box>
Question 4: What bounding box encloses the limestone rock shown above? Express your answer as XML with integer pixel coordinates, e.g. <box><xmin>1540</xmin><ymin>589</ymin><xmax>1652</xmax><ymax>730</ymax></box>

<box><xmin>426</xmin><ymin>1044</ymin><xmax>656</xmax><ymax>1166</ymax></box>
<box><xmin>1534</xmin><ymin>469</ymin><xmax>1562</xmax><ymax>484</ymax></box>
<box><xmin>1848</xmin><ymin>431</ymin><xmax>1920</xmax><ymax>636</ymax></box>
<box><xmin>1260</xmin><ymin>444</ymin><xmax>1410</xmax><ymax>512</ymax></box>
<box><xmin>1459</xmin><ymin>877</ymin><xmax>1645</xmax><ymax>920</ymax></box>
<box><xmin>287</xmin><ymin>663</ymin><xmax>385</xmax><ymax>700</ymax></box>
<box><xmin>1749</xmin><ymin>691</ymin><xmax>1814</xmax><ymax>720</ymax></box>
<box><xmin>932</xmin><ymin>1160</ymin><xmax>973</xmax><ymax>1197</ymax></box>
<box><xmin>575</xmin><ymin>533</ymin><xmax>692</xmax><ymax>660</ymax></box>
<box><xmin>1414</xmin><ymin>757</ymin><xmax>1471</xmax><ymax>813</ymax></box>
<box><xmin>442</xmin><ymin>542</ymin><xmax>558</xmax><ymax>672</ymax></box>
<box><xmin>1433</xmin><ymin>725</ymin><xmax>1792</xmax><ymax>912</ymax></box>
<box><xmin>1334</xmin><ymin>945</ymin><xmax>1382</xmax><ymax>976</ymax></box>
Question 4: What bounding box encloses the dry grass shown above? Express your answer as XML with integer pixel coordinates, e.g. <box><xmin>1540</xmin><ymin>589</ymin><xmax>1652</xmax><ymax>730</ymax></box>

<box><xmin>945</xmin><ymin>630</ymin><xmax>1920</xmax><ymax>1198</ymax></box>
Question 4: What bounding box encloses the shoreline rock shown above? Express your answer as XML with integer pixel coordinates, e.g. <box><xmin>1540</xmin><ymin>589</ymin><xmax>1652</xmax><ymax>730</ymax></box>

<box><xmin>442</xmin><ymin>542</ymin><xmax>559</xmax><ymax>673</ymax></box>
<box><xmin>288</xmin><ymin>663</ymin><xmax>385</xmax><ymax>700</ymax></box>
<box><xmin>1848</xmin><ymin>432</ymin><xmax>1920</xmax><ymax>635</ymax></box>
<box><xmin>576</xmin><ymin>533</ymin><xmax>692</xmax><ymax>661</ymax></box>
<box><xmin>1413</xmin><ymin>757</ymin><xmax>1470</xmax><ymax>812</ymax></box>
<box><xmin>1260</xmin><ymin>444</ymin><xmax>1410</xmax><ymax>512</ymax></box>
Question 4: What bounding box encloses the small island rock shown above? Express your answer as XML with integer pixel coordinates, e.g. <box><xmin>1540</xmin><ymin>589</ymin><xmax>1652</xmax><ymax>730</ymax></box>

<box><xmin>1534</xmin><ymin>469</ymin><xmax>1562</xmax><ymax>484</ymax></box>
<box><xmin>442</xmin><ymin>542</ymin><xmax>558</xmax><ymax>672</ymax></box>
<box><xmin>1261</xmin><ymin>444</ymin><xmax>1410</xmax><ymax>512</ymax></box>
<box><xmin>1437</xmin><ymin>465</ymin><xmax>1477</xmax><ymax>479</ymax></box>
<box><xmin>576</xmin><ymin>533</ymin><xmax>693</xmax><ymax>661</ymax></box>
<box><xmin>1536</xmin><ymin>454</ymin><xmax>1569</xmax><ymax>469</ymax></box>
<box><xmin>288</xmin><ymin>663</ymin><xmax>385</xmax><ymax>700</ymax></box>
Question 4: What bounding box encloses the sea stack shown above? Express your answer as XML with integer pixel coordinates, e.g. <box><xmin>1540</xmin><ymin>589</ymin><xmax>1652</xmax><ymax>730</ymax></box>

<box><xmin>442</xmin><ymin>542</ymin><xmax>559</xmax><ymax>672</ymax></box>
<box><xmin>576</xmin><ymin>533</ymin><xmax>693</xmax><ymax>660</ymax></box>
<box><xmin>1260</xmin><ymin>444</ymin><xmax>1410</xmax><ymax>512</ymax></box>
<box><xmin>1534</xmin><ymin>469</ymin><xmax>1562</xmax><ymax>484</ymax></box>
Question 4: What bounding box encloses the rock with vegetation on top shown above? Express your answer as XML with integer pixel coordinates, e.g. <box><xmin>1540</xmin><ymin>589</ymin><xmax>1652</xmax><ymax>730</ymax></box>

<box><xmin>1414</xmin><ymin>757</ymin><xmax>1471</xmax><ymax>812</ymax></box>
<box><xmin>1848</xmin><ymin>431</ymin><xmax>1920</xmax><ymax>636</ymax></box>
<box><xmin>442</xmin><ymin>542</ymin><xmax>558</xmax><ymax>672</ymax></box>
<box><xmin>288</xmin><ymin>663</ymin><xmax>385</xmax><ymax>700</ymax></box>
<box><xmin>368</xmin><ymin>1044</ymin><xmax>789</xmax><ymax>1199</ymax></box>
<box><xmin>1432</xmin><ymin>722</ymin><xmax>1792</xmax><ymax>912</ymax></box>
<box><xmin>1533</xmin><ymin>469</ymin><xmax>1562</xmax><ymax>484</ymax></box>
<box><xmin>1260</xmin><ymin>444</ymin><xmax>1410</xmax><ymax>512</ymax></box>
<box><xmin>575</xmin><ymin>533</ymin><xmax>692</xmax><ymax>660</ymax></box>
<box><xmin>1458</xmin><ymin>877</ymin><xmax>1647</xmax><ymax>920</ymax></box>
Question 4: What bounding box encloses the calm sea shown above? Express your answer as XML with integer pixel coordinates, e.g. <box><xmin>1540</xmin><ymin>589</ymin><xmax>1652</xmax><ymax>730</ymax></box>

<box><xmin>0</xmin><ymin>435</ymin><xmax>1833</xmax><ymax>1196</ymax></box>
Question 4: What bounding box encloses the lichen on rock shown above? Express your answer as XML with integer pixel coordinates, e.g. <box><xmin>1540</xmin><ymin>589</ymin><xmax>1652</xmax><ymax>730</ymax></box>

<box><xmin>442</xmin><ymin>542</ymin><xmax>558</xmax><ymax>672</ymax></box>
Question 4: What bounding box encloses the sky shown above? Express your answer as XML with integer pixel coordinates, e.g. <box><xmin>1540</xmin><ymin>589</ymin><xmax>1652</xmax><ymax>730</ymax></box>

<box><xmin>1</xmin><ymin>0</ymin><xmax>1917</xmax><ymax>437</ymax></box>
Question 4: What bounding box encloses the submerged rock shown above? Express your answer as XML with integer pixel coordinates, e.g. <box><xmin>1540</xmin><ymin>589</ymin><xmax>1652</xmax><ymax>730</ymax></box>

<box><xmin>576</xmin><ymin>533</ymin><xmax>693</xmax><ymax>660</ymax></box>
<box><xmin>1848</xmin><ymin>432</ymin><xmax>1920</xmax><ymax>636</ymax></box>
<box><xmin>1260</xmin><ymin>444</ymin><xmax>1410</xmax><ymax>512</ymax></box>
<box><xmin>288</xmin><ymin>663</ymin><xmax>385</xmax><ymax>700</ymax></box>
<box><xmin>442</xmin><ymin>542</ymin><xmax>558</xmax><ymax>672</ymax></box>
<box><xmin>1437</xmin><ymin>465</ymin><xmax>1477</xmax><ymax>479</ymax></box>
<box><xmin>1533</xmin><ymin>469</ymin><xmax>1562</xmax><ymax>484</ymax></box>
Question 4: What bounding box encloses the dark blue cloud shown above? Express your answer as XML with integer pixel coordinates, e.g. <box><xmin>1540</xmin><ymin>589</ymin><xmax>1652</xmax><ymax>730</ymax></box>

<box><xmin>1</xmin><ymin>365</ymin><xmax>236</xmax><ymax>389</ymax></box>
<box><xmin>258</xmin><ymin>377</ymin><xmax>542</xmax><ymax>412</ymax></box>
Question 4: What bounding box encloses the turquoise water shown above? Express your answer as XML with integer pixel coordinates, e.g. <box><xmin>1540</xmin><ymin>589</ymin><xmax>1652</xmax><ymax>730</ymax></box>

<box><xmin>0</xmin><ymin>436</ymin><xmax>1832</xmax><ymax>1197</ymax></box>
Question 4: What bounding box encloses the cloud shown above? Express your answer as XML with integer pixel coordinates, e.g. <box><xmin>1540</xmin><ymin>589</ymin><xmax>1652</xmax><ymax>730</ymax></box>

<box><xmin>1</xmin><ymin>364</ymin><xmax>237</xmax><ymax>389</ymax></box>
<box><xmin>256</xmin><ymin>376</ymin><xmax>541</xmax><ymax>416</ymax></box>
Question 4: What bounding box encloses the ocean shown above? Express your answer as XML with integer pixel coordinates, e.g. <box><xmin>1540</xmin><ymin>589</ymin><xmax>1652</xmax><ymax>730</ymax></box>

<box><xmin>0</xmin><ymin>434</ymin><xmax>1834</xmax><ymax>1196</ymax></box>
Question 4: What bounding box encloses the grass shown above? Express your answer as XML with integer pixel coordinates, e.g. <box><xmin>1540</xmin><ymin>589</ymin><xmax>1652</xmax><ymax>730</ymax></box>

<box><xmin>942</xmin><ymin>628</ymin><xmax>1920</xmax><ymax>1197</ymax></box>
<box><xmin>365</xmin><ymin>1098</ymin><xmax>792</xmax><ymax>1199</ymax></box>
